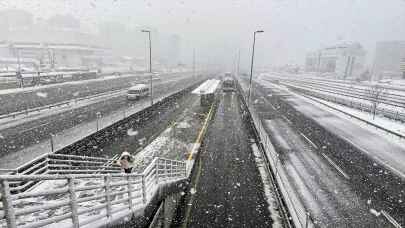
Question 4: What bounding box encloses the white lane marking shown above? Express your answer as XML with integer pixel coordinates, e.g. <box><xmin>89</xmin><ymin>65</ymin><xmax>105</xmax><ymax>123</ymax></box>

<box><xmin>339</xmin><ymin>135</ymin><xmax>405</xmax><ymax>179</ymax></box>
<box><xmin>321</xmin><ymin>153</ymin><xmax>350</xmax><ymax>180</ymax></box>
<box><xmin>299</xmin><ymin>132</ymin><xmax>318</xmax><ymax>149</ymax></box>
<box><xmin>381</xmin><ymin>210</ymin><xmax>402</xmax><ymax>228</ymax></box>
<box><xmin>281</xmin><ymin>115</ymin><xmax>292</xmax><ymax>125</ymax></box>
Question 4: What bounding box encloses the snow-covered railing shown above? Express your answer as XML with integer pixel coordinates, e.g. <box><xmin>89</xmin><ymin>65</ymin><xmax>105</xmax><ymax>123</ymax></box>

<box><xmin>288</xmin><ymin>83</ymin><xmax>405</xmax><ymax>122</ymax></box>
<box><xmin>281</xmin><ymin>80</ymin><xmax>405</xmax><ymax>123</ymax></box>
<box><xmin>5</xmin><ymin>154</ymin><xmax>121</xmax><ymax>194</ymax></box>
<box><xmin>236</xmin><ymin>79</ymin><xmax>316</xmax><ymax>228</ymax></box>
<box><xmin>0</xmin><ymin>88</ymin><xmax>126</xmax><ymax>120</ymax></box>
<box><xmin>0</xmin><ymin>157</ymin><xmax>187</xmax><ymax>228</ymax></box>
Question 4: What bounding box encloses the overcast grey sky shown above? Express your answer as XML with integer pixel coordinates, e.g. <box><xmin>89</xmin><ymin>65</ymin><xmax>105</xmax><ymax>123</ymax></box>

<box><xmin>2</xmin><ymin>0</ymin><xmax>405</xmax><ymax>69</ymax></box>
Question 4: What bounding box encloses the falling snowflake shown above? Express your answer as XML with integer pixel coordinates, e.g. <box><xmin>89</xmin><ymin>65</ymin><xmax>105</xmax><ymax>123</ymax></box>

<box><xmin>190</xmin><ymin>188</ymin><xmax>197</xmax><ymax>194</ymax></box>
<box><xmin>369</xmin><ymin>209</ymin><xmax>381</xmax><ymax>217</ymax></box>
<box><xmin>127</xmin><ymin>128</ymin><xmax>138</xmax><ymax>136</ymax></box>
<box><xmin>36</xmin><ymin>92</ymin><xmax>48</xmax><ymax>98</ymax></box>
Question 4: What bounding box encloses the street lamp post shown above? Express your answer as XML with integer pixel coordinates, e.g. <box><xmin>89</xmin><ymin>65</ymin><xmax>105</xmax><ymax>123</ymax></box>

<box><xmin>141</xmin><ymin>29</ymin><xmax>153</xmax><ymax>105</ymax></box>
<box><xmin>247</xmin><ymin>30</ymin><xmax>264</xmax><ymax>107</ymax></box>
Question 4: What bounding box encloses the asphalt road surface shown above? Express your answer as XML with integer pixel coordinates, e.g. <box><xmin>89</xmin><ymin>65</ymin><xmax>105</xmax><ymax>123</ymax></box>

<box><xmin>250</xmin><ymin>80</ymin><xmax>397</xmax><ymax>227</ymax></box>
<box><xmin>184</xmin><ymin>91</ymin><xmax>273</xmax><ymax>227</ymax></box>
<box><xmin>0</xmin><ymin>75</ymin><xmax>202</xmax><ymax>168</ymax></box>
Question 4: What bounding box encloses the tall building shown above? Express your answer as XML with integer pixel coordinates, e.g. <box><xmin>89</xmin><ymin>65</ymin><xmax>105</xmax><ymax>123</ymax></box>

<box><xmin>0</xmin><ymin>10</ymin><xmax>109</xmax><ymax>70</ymax></box>
<box><xmin>373</xmin><ymin>41</ymin><xmax>405</xmax><ymax>80</ymax></box>
<box><xmin>305</xmin><ymin>42</ymin><xmax>366</xmax><ymax>79</ymax></box>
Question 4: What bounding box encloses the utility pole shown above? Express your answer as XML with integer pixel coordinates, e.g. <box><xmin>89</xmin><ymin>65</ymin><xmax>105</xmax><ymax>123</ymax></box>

<box><xmin>142</xmin><ymin>30</ymin><xmax>153</xmax><ymax>105</ymax></box>
<box><xmin>247</xmin><ymin>30</ymin><xmax>264</xmax><ymax>107</ymax></box>
<box><xmin>16</xmin><ymin>49</ymin><xmax>23</xmax><ymax>88</ymax></box>
<box><xmin>17</xmin><ymin>49</ymin><xmax>21</xmax><ymax>73</ymax></box>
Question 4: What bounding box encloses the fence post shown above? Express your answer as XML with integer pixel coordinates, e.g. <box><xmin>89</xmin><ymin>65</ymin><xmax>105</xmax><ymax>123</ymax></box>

<box><xmin>104</xmin><ymin>176</ymin><xmax>112</xmax><ymax>220</ymax></box>
<box><xmin>182</xmin><ymin>162</ymin><xmax>186</xmax><ymax>178</ymax></box>
<box><xmin>155</xmin><ymin>159</ymin><xmax>159</xmax><ymax>184</ymax></box>
<box><xmin>68</xmin><ymin>177</ymin><xmax>80</xmax><ymax>228</ymax></box>
<box><xmin>0</xmin><ymin>180</ymin><xmax>17</xmax><ymax>228</ymax></box>
<box><xmin>305</xmin><ymin>212</ymin><xmax>310</xmax><ymax>228</ymax></box>
<box><xmin>170</xmin><ymin>160</ymin><xmax>173</xmax><ymax>178</ymax></box>
<box><xmin>142</xmin><ymin>174</ymin><xmax>147</xmax><ymax>204</ymax></box>
<box><xmin>50</xmin><ymin>134</ymin><xmax>54</xmax><ymax>152</ymax></box>
<box><xmin>126</xmin><ymin>175</ymin><xmax>133</xmax><ymax>210</ymax></box>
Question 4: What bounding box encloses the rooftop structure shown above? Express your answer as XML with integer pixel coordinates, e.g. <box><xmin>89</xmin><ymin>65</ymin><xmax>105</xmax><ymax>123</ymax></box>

<box><xmin>305</xmin><ymin>42</ymin><xmax>366</xmax><ymax>79</ymax></box>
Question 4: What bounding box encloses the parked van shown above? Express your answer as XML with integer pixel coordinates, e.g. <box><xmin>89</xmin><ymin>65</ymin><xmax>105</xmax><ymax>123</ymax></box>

<box><xmin>127</xmin><ymin>84</ymin><xmax>149</xmax><ymax>100</ymax></box>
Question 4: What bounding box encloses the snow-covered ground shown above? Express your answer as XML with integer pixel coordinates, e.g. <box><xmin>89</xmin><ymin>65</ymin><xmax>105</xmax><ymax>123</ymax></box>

<box><xmin>3</xmin><ymin>161</ymin><xmax>183</xmax><ymax>228</ymax></box>
<box><xmin>0</xmin><ymin>77</ymin><xmax>198</xmax><ymax>169</ymax></box>
<box><xmin>279</xmin><ymin>80</ymin><xmax>405</xmax><ymax>114</ymax></box>
<box><xmin>0</xmin><ymin>81</ymin><xmax>206</xmax><ymax>227</ymax></box>
<box><xmin>129</xmin><ymin>96</ymin><xmax>205</xmax><ymax>172</ymax></box>
<box><xmin>264</xmin><ymin>79</ymin><xmax>405</xmax><ymax>139</ymax></box>
<box><xmin>257</xmin><ymin>78</ymin><xmax>405</xmax><ymax>179</ymax></box>
<box><xmin>0</xmin><ymin>75</ymin><xmax>188</xmax><ymax>131</ymax></box>
<box><xmin>0</xmin><ymin>89</ymin><xmax>127</xmax><ymax>131</ymax></box>
<box><xmin>261</xmin><ymin>71</ymin><xmax>405</xmax><ymax>92</ymax></box>
<box><xmin>0</xmin><ymin>73</ymin><xmax>137</xmax><ymax>96</ymax></box>
<box><xmin>251</xmin><ymin>143</ymin><xmax>283</xmax><ymax>228</ymax></box>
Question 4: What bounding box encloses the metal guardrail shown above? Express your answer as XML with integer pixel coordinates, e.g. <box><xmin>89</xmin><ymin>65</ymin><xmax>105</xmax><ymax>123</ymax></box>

<box><xmin>3</xmin><ymin>153</ymin><xmax>121</xmax><ymax>193</ymax></box>
<box><xmin>284</xmin><ymin>83</ymin><xmax>405</xmax><ymax>122</ymax></box>
<box><xmin>280</xmin><ymin>80</ymin><xmax>405</xmax><ymax>119</ymax></box>
<box><xmin>281</xmin><ymin>83</ymin><xmax>405</xmax><ymax>140</ymax></box>
<box><xmin>0</xmin><ymin>88</ymin><xmax>127</xmax><ymax>121</ymax></box>
<box><xmin>269</xmin><ymin>76</ymin><xmax>405</xmax><ymax>107</ymax></box>
<box><xmin>2</xmin><ymin>78</ymin><xmax>204</xmax><ymax>192</ymax></box>
<box><xmin>298</xmin><ymin>92</ymin><xmax>405</xmax><ymax>140</ymax></box>
<box><xmin>0</xmin><ymin>157</ymin><xmax>187</xmax><ymax>228</ymax></box>
<box><xmin>236</xmin><ymin>79</ymin><xmax>315</xmax><ymax>228</ymax></box>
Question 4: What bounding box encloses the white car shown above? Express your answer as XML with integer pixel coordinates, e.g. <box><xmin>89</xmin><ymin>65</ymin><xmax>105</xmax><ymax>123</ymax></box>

<box><xmin>127</xmin><ymin>84</ymin><xmax>149</xmax><ymax>100</ymax></box>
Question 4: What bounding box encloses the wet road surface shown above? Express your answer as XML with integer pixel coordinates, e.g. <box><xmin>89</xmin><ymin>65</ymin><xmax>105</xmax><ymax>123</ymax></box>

<box><xmin>248</xmin><ymin>80</ymin><xmax>398</xmax><ymax>227</ymax></box>
<box><xmin>184</xmin><ymin>91</ymin><xmax>273</xmax><ymax>227</ymax></box>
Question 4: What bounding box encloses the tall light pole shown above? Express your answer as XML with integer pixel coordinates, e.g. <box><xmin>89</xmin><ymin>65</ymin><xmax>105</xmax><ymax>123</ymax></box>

<box><xmin>141</xmin><ymin>29</ymin><xmax>153</xmax><ymax>105</ymax></box>
<box><xmin>247</xmin><ymin>30</ymin><xmax>264</xmax><ymax>107</ymax></box>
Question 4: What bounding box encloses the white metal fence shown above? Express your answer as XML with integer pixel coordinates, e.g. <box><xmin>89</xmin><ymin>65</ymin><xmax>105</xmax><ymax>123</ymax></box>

<box><xmin>0</xmin><ymin>157</ymin><xmax>187</xmax><ymax>228</ymax></box>
<box><xmin>3</xmin><ymin>153</ymin><xmax>122</xmax><ymax>194</ymax></box>
<box><xmin>282</xmin><ymin>81</ymin><xmax>405</xmax><ymax>123</ymax></box>
<box><xmin>237</xmin><ymin>79</ymin><xmax>316</xmax><ymax>228</ymax></box>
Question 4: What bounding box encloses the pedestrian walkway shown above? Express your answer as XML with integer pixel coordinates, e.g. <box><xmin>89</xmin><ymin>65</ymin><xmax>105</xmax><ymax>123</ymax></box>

<box><xmin>183</xmin><ymin>92</ymin><xmax>273</xmax><ymax>227</ymax></box>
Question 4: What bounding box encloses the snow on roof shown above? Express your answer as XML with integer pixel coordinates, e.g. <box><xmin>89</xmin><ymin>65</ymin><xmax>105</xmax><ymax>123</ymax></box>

<box><xmin>129</xmin><ymin>84</ymin><xmax>148</xmax><ymax>90</ymax></box>
<box><xmin>192</xmin><ymin>79</ymin><xmax>221</xmax><ymax>95</ymax></box>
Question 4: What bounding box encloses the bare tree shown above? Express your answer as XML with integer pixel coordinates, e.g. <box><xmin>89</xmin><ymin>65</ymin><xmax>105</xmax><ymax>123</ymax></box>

<box><xmin>366</xmin><ymin>84</ymin><xmax>385</xmax><ymax>120</ymax></box>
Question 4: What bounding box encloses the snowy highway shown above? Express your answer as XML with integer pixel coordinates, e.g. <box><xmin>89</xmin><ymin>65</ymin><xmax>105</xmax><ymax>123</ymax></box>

<box><xmin>179</xmin><ymin>91</ymin><xmax>279</xmax><ymax>227</ymax></box>
<box><xmin>0</xmin><ymin>73</ymin><xmax>204</xmax><ymax>169</ymax></box>
<box><xmin>248</xmin><ymin>79</ymin><xmax>405</xmax><ymax>227</ymax></box>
